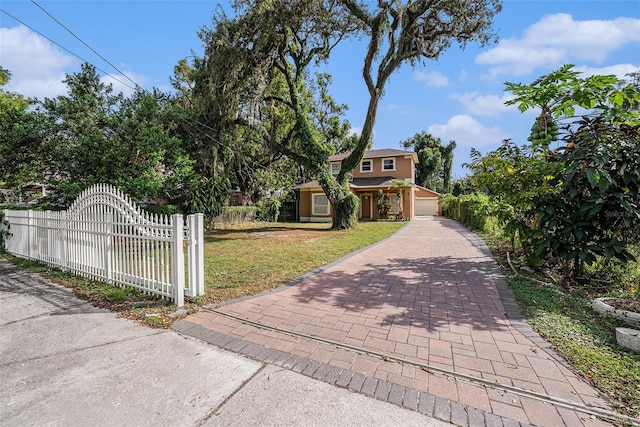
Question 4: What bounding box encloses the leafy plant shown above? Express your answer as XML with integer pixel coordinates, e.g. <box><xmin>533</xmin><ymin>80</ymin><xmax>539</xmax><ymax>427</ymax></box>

<box><xmin>256</xmin><ymin>198</ymin><xmax>281</xmax><ymax>222</ymax></box>
<box><xmin>375</xmin><ymin>190</ymin><xmax>390</xmax><ymax>219</ymax></box>
<box><xmin>529</xmin><ymin>117</ymin><xmax>640</xmax><ymax>273</ymax></box>
<box><xmin>187</xmin><ymin>176</ymin><xmax>231</xmax><ymax>227</ymax></box>
<box><xmin>468</xmin><ymin>65</ymin><xmax>640</xmax><ymax>270</ymax></box>
<box><xmin>0</xmin><ymin>210</ymin><xmax>10</xmax><ymax>253</ymax></box>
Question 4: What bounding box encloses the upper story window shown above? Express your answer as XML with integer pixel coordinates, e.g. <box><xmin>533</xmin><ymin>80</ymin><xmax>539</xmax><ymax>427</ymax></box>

<box><xmin>360</xmin><ymin>159</ymin><xmax>372</xmax><ymax>173</ymax></box>
<box><xmin>331</xmin><ymin>163</ymin><xmax>341</xmax><ymax>175</ymax></box>
<box><xmin>382</xmin><ymin>158</ymin><xmax>396</xmax><ymax>171</ymax></box>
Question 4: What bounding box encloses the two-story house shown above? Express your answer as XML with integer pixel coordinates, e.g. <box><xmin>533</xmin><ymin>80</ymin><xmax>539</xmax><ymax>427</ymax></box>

<box><xmin>296</xmin><ymin>148</ymin><xmax>440</xmax><ymax>222</ymax></box>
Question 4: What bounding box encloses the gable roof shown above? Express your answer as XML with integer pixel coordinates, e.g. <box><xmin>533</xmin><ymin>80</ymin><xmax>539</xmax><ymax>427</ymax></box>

<box><xmin>329</xmin><ymin>149</ymin><xmax>418</xmax><ymax>163</ymax></box>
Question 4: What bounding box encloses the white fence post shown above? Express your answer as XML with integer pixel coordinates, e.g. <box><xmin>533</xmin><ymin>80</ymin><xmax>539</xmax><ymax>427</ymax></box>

<box><xmin>187</xmin><ymin>213</ymin><xmax>205</xmax><ymax>297</ymax></box>
<box><xmin>27</xmin><ymin>210</ymin><xmax>33</xmax><ymax>259</ymax></box>
<box><xmin>61</xmin><ymin>211</ymin><xmax>68</xmax><ymax>270</ymax></box>
<box><xmin>171</xmin><ymin>214</ymin><xmax>185</xmax><ymax>307</ymax></box>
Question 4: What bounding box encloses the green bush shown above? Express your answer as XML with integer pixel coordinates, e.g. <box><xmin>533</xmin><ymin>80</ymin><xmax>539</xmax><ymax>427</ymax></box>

<box><xmin>440</xmin><ymin>193</ymin><xmax>491</xmax><ymax>231</ymax></box>
<box><xmin>143</xmin><ymin>204</ymin><xmax>183</xmax><ymax>216</ymax></box>
<box><xmin>375</xmin><ymin>190</ymin><xmax>390</xmax><ymax>219</ymax></box>
<box><xmin>215</xmin><ymin>206</ymin><xmax>257</xmax><ymax>226</ymax></box>
<box><xmin>256</xmin><ymin>199</ymin><xmax>281</xmax><ymax>222</ymax></box>
<box><xmin>0</xmin><ymin>210</ymin><xmax>10</xmax><ymax>253</ymax></box>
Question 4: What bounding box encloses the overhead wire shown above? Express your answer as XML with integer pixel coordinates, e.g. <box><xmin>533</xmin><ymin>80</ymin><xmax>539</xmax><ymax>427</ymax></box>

<box><xmin>30</xmin><ymin>0</ymin><xmax>140</xmax><ymax>89</ymax></box>
<box><xmin>0</xmin><ymin>9</ymin><xmax>137</xmax><ymax>92</ymax></box>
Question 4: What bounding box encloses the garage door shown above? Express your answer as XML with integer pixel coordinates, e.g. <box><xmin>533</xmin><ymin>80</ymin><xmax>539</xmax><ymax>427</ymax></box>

<box><xmin>415</xmin><ymin>198</ymin><xmax>438</xmax><ymax>216</ymax></box>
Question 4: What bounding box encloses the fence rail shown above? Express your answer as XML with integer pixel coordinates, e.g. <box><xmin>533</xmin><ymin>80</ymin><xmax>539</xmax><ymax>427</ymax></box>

<box><xmin>1</xmin><ymin>184</ymin><xmax>204</xmax><ymax>306</ymax></box>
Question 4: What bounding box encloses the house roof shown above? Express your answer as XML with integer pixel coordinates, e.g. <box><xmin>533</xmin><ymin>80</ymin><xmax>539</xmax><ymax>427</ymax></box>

<box><xmin>349</xmin><ymin>177</ymin><xmax>408</xmax><ymax>188</ymax></box>
<box><xmin>329</xmin><ymin>149</ymin><xmax>418</xmax><ymax>163</ymax></box>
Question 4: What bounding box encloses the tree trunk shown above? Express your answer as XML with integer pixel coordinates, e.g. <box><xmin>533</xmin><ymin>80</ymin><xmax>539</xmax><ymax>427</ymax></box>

<box><xmin>316</xmin><ymin>164</ymin><xmax>359</xmax><ymax>230</ymax></box>
<box><xmin>331</xmin><ymin>189</ymin><xmax>359</xmax><ymax>230</ymax></box>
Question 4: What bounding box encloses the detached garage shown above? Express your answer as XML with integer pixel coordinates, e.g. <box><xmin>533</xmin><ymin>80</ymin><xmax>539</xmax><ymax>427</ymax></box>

<box><xmin>413</xmin><ymin>187</ymin><xmax>441</xmax><ymax>216</ymax></box>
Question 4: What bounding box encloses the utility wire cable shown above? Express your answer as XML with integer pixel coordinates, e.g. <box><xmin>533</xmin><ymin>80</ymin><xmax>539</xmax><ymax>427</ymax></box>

<box><xmin>30</xmin><ymin>0</ymin><xmax>140</xmax><ymax>89</ymax></box>
<box><xmin>0</xmin><ymin>9</ymin><xmax>137</xmax><ymax>92</ymax></box>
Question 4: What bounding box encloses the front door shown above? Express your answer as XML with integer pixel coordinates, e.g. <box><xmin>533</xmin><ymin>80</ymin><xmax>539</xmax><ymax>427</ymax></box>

<box><xmin>360</xmin><ymin>194</ymin><xmax>372</xmax><ymax>219</ymax></box>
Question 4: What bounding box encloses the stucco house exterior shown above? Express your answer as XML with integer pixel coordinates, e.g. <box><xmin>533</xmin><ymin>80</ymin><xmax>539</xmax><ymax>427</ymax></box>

<box><xmin>296</xmin><ymin>148</ymin><xmax>441</xmax><ymax>222</ymax></box>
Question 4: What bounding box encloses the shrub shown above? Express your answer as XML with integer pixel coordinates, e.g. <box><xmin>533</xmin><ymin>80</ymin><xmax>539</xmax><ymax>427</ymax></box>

<box><xmin>143</xmin><ymin>204</ymin><xmax>183</xmax><ymax>216</ymax></box>
<box><xmin>256</xmin><ymin>199</ymin><xmax>281</xmax><ymax>222</ymax></box>
<box><xmin>440</xmin><ymin>193</ymin><xmax>491</xmax><ymax>231</ymax></box>
<box><xmin>214</xmin><ymin>206</ymin><xmax>257</xmax><ymax>226</ymax></box>
<box><xmin>0</xmin><ymin>210</ymin><xmax>10</xmax><ymax>253</ymax></box>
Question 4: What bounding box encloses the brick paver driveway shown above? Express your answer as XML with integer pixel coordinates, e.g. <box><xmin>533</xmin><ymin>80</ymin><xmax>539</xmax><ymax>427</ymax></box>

<box><xmin>175</xmin><ymin>217</ymin><xmax>620</xmax><ymax>427</ymax></box>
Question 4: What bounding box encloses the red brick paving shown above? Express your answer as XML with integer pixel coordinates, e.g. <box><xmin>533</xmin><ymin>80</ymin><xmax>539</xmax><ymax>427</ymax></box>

<box><xmin>177</xmin><ymin>218</ymin><xmax>620</xmax><ymax>427</ymax></box>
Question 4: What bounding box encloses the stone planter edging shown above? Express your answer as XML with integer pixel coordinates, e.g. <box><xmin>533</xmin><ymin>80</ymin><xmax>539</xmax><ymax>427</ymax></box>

<box><xmin>592</xmin><ymin>297</ymin><xmax>640</xmax><ymax>328</ymax></box>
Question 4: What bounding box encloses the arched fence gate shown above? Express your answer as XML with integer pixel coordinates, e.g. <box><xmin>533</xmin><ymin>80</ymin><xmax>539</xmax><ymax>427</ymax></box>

<box><xmin>2</xmin><ymin>184</ymin><xmax>204</xmax><ymax>306</ymax></box>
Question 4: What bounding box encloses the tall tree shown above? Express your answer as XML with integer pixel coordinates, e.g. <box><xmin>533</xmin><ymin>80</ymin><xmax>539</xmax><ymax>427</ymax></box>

<box><xmin>401</xmin><ymin>132</ymin><xmax>456</xmax><ymax>192</ymax></box>
<box><xmin>0</xmin><ymin>67</ymin><xmax>49</xmax><ymax>192</ymax></box>
<box><xmin>191</xmin><ymin>0</ymin><xmax>360</xmax><ymax>226</ymax></box>
<box><xmin>338</xmin><ymin>0</ymin><xmax>501</xmax><ymax>226</ymax></box>
<box><xmin>192</xmin><ymin>0</ymin><xmax>501</xmax><ymax>229</ymax></box>
<box><xmin>441</xmin><ymin>140</ymin><xmax>456</xmax><ymax>193</ymax></box>
<box><xmin>41</xmin><ymin>64</ymin><xmax>195</xmax><ymax>207</ymax></box>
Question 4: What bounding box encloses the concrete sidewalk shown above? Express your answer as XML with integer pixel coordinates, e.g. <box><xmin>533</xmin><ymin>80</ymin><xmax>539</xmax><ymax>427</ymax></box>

<box><xmin>0</xmin><ymin>258</ymin><xmax>450</xmax><ymax>427</ymax></box>
<box><xmin>175</xmin><ymin>217</ymin><xmax>623</xmax><ymax>427</ymax></box>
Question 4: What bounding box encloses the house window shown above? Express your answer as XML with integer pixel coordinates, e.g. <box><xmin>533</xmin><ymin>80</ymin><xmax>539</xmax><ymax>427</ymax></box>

<box><xmin>312</xmin><ymin>193</ymin><xmax>330</xmax><ymax>216</ymax></box>
<box><xmin>382</xmin><ymin>158</ymin><xmax>396</xmax><ymax>171</ymax></box>
<box><xmin>331</xmin><ymin>163</ymin><xmax>341</xmax><ymax>174</ymax></box>
<box><xmin>360</xmin><ymin>160</ymin><xmax>372</xmax><ymax>172</ymax></box>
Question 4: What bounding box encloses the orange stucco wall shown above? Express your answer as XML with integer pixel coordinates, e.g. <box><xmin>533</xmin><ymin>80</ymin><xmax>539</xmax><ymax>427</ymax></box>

<box><xmin>351</xmin><ymin>155</ymin><xmax>415</xmax><ymax>181</ymax></box>
<box><xmin>298</xmin><ymin>189</ymin><xmax>333</xmax><ymax>221</ymax></box>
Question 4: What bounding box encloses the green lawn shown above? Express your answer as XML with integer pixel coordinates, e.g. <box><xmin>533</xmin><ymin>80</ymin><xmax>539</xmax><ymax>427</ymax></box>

<box><xmin>201</xmin><ymin>221</ymin><xmax>406</xmax><ymax>303</ymax></box>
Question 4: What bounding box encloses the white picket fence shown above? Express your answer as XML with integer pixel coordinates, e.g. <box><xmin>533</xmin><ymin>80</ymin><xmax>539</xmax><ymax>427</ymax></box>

<box><xmin>1</xmin><ymin>184</ymin><xmax>205</xmax><ymax>306</ymax></box>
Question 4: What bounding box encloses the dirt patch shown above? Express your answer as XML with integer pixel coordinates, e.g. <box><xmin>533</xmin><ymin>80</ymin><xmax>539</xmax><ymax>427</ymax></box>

<box><xmin>608</xmin><ymin>298</ymin><xmax>640</xmax><ymax>313</ymax></box>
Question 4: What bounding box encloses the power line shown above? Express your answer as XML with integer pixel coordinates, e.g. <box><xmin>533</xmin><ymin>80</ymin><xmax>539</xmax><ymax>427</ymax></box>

<box><xmin>30</xmin><ymin>0</ymin><xmax>140</xmax><ymax>89</ymax></box>
<box><xmin>0</xmin><ymin>9</ymin><xmax>138</xmax><ymax>92</ymax></box>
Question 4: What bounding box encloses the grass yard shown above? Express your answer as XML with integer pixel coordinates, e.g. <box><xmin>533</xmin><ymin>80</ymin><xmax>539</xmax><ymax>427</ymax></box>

<box><xmin>202</xmin><ymin>221</ymin><xmax>406</xmax><ymax>303</ymax></box>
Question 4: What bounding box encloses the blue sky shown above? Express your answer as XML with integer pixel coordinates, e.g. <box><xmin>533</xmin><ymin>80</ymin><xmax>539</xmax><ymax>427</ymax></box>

<box><xmin>1</xmin><ymin>0</ymin><xmax>639</xmax><ymax>178</ymax></box>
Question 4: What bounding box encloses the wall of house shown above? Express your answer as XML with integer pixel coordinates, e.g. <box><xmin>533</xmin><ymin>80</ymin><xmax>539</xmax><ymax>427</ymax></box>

<box><xmin>298</xmin><ymin>189</ymin><xmax>333</xmax><ymax>222</ymax></box>
<box><xmin>361</xmin><ymin>187</ymin><xmax>413</xmax><ymax>220</ymax></box>
<box><xmin>352</xmin><ymin>156</ymin><xmax>415</xmax><ymax>181</ymax></box>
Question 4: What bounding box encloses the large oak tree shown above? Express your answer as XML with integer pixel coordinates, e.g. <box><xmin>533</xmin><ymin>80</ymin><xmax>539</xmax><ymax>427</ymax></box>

<box><xmin>193</xmin><ymin>0</ymin><xmax>502</xmax><ymax>229</ymax></box>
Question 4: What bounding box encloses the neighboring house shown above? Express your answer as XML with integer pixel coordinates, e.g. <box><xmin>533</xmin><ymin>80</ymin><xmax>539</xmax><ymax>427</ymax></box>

<box><xmin>0</xmin><ymin>183</ymin><xmax>54</xmax><ymax>207</ymax></box>
<box><xmin>296</xmin><ymin>149</ymin><xmax>440</xmax><ymax>222</ymax></box>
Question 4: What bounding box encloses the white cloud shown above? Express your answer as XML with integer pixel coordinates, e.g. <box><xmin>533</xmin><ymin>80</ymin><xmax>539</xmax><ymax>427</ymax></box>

<box><xmin>1</xmin><ymin>25</ymin><xmax>150</xmax><ymax>100</ymax></box>
<box><xmin>0</xmin><ymin>25</ymin><xmax>76</xmax><ymax>99</ymax></box>
<box><xmin>574</xmin><ymin>63</ymin><xmax>640</xmax><ymax>80</ymax></box>
<box><xmin>428</xmin><ymin>115</ymin><xmax>508</xmax><ymax>148</ymax></box>
<box><xmin>476</xmin><ymin>14</ymin><xmax>640</xmax><ymax>77</ymax></box>
<box><xmin>414</xmin><ymin>70</ymin><xmax>450</xmax><ymax>87</ymax></box>
<box><xmin>451</xmin><ymin>91</ymin><xmax>518</xmax><ymax>117</ymax></box>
